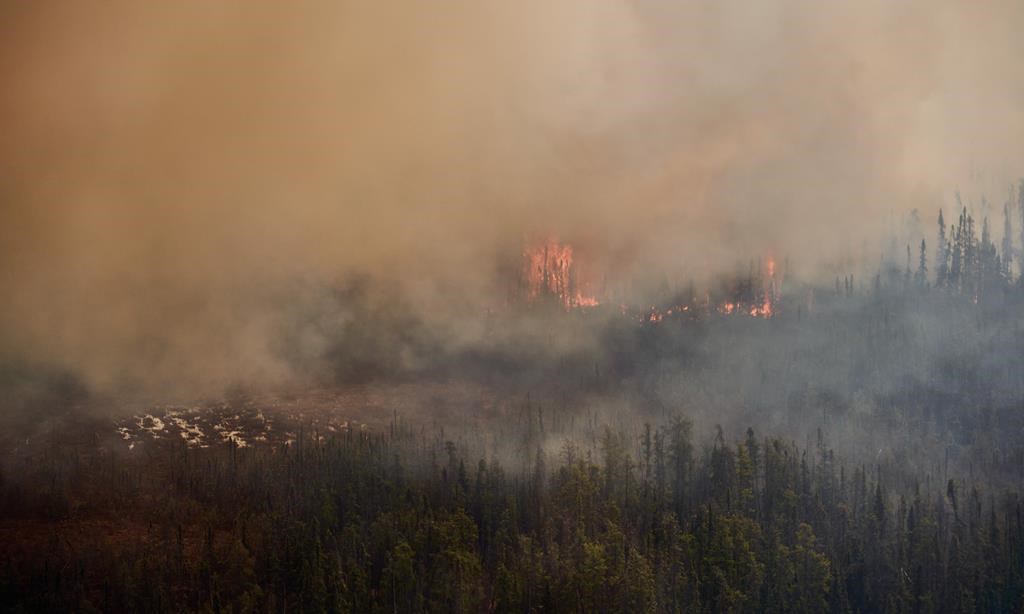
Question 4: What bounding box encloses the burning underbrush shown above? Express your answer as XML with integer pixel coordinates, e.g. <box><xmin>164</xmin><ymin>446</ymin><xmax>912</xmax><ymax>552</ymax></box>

<box><xmin>513</xmin><ymin>236</ymin><xmax>786</xmax><ymax>324</ymax></box>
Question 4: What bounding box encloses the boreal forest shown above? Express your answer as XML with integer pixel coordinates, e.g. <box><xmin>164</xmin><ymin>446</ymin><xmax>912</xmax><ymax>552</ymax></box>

<box><xmin>3</xmin><ymin>2</ymin><xmax>1024</xmax><ymax>612</ymax></box>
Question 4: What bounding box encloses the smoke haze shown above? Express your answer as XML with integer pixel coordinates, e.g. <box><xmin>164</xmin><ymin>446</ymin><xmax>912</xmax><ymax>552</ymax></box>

<box><xmin>2</xmin><ymin>1</ymin><xmax>1023</xmax><ymax>392</ymax></box>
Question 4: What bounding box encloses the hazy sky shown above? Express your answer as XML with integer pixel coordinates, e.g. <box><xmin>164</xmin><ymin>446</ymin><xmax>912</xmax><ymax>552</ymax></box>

<box><xmin>1</xmin><ymin>1</ymin><xmax>1022</xmax><ymax>392</ymax></box>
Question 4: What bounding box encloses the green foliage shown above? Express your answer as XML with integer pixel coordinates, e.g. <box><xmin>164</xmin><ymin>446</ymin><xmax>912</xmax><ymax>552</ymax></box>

<box><xmin>2</xmin><ymin>414</ymin><xmax>1023</xmax><ymax>613</ymax></box>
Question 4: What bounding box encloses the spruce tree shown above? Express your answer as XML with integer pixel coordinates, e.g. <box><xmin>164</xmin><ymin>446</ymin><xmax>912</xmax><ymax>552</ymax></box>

<box><xmin>904</xmin><ymin>244</ymin><xmax>912</xmax><ymax>289</ymax></box>
<box><xmin>936</xmin><ymin>209</ymin><xmax>948</xmax><ymax>288</ymax></box>
<box><xmin>1002</xmin><ymin>195</ymin><xmax>1013</xmax><ymax>282</ymax></box>
<box><xmin>915</xmin><ymin>239</ymin><xmax>928</xmax><ymax>289</ymax></box>
<box><xmin>1018</xmin><ymin>178</ymin><xmax>1024</xmax><ymax>281</ymax></box>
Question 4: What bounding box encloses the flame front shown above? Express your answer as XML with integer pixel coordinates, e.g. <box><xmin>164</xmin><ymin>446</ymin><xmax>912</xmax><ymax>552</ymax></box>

<box><xmin>518</xmin><ymin>240</ymin><xmax>777</xmax><ymax>320</ymax></box>
<box><xmin>521</xmin><ymin>237</ymin><xmax>599</xmax><ymax>309</ymax></box>
<box><xmin>733</xmin><ymin>257</ymin><xmax>777</xmax><ymax>318</ymax></box>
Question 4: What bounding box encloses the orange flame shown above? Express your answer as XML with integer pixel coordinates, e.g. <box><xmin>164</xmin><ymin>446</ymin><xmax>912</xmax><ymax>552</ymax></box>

<box><xmin>521</xmin><ymin>237</ymin><xmax>599</xmax><ymax>309</ymax></box>
<box><xmin>715</xmin><ymin>257</ymin><xmax>777</xmax><ymax>318</ymax></box>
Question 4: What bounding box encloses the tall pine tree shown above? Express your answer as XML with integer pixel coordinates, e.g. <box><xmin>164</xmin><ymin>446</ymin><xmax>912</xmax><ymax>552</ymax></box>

<box><xmin>1002</xmin><ymin>196</ymin><xmax>1013</xmax><ymax>282</ymax></box>
<box><xmin>936</xmin><ymin>209</ymin><xmax>948</xmax><ymax>288</ymax></box>
<box><xmin>915</xmin><ymin>239</ymin><xmax>927</xmax><ymax>289</ymax></box>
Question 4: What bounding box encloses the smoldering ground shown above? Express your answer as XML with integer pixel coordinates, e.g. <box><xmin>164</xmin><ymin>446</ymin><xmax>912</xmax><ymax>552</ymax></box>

<box><xmin>1</xmin><ymin>0</ymin><xmax>1024</xmax><ymax>401</ymax></box>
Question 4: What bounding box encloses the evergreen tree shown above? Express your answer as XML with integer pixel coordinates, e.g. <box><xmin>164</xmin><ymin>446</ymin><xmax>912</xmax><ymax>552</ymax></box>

<box><xmin>915</xmin><ymin>238</ymin><xmax>928</xmax><ymax>289</ymax></box>
<box><xmin>1018</xmin><ymin>179</ymin><xmax>1024</xmax><ymax>279</ymax></box>
<box><xmin>1002</xmin><ymin>196</ymin><xmax>1013</xmax><ymax>282</ymax></box>
<box><xmin>950</xmin><ymin>216</ymin><xmax>962</xmax><ymax>292</ymax></box>
<box><xmin>904</xmin><ymin>244</ymin><xmax>912</xmax><ymax>289</ymax></box>
<box><xmin>936</xmin><ymin>209</ymin><xmax>948</xmax><ymax>287</ymax></box>
<box><xmin>980</xmin><ymin>216</ymin><xmax>999</xmax><ymax>301</ymax></box>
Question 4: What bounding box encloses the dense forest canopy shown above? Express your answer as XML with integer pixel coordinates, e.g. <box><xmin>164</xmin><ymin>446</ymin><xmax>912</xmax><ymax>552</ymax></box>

<box><xmin>4</xmin><ymin>1</ymin><xmax>1024</xmax><ymax>612</ymax></box>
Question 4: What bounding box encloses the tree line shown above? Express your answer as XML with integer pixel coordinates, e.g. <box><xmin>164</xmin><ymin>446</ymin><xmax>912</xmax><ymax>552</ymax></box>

<box><xmin>2</xmin><ymin>410</ymin><xmax>1022</xmax><ymax>613</ymax></box>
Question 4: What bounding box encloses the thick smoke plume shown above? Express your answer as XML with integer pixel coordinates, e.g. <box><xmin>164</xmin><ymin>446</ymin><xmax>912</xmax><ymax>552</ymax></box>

<box><xmin>1</xmin><ymin>1</ymin><xmax>1023</xmax><ymax>393</ymax></box>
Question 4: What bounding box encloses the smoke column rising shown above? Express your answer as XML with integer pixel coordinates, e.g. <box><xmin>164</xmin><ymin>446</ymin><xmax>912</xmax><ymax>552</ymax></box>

<box><xmin>1</xmin><ymin>1</ymin><xmax>1022</xmax><ymax>392</ymax></box>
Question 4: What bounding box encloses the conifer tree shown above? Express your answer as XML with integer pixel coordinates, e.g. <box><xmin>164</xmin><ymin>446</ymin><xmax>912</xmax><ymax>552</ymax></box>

<box><xmin>904</xmin><ymin>244</ymin><xmax>912</xmax><ymax>288</ymax></box>
<box><xmin>1018</xmin><ymin>179</ymin><xmax>1024</xmax><ymax>281</ymax></box>
<box><xmin>1002</xmin><ymin>196</ymin><xmax>1013</xmax><ymax>282</ymax></box>
<box><xmin>915</xmin><ymin>239</ymin><xmax>927</xmax><ymax>289</ymax></box>
<box><xmin>936</xmin><ymin>209</ymin><xmax>948</xmax><ymax>287</ymax></box>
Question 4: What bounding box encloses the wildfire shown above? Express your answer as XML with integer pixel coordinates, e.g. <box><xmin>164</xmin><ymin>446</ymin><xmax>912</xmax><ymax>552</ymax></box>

<box><xmin>643</xmin><ymin>307</ymin><xmax>663</xmax><ymax>323</ymax></box>
<box><xmin>521</xmin><ymin>237</ymin><xmax>600</xmax><ymax>309</ymax></box>
<box><xmin>517</xmin><ymin>239</ymin><xmax>779</xmax><ymax>321</ymax></box>
<box><xmin>759</xmin><ymin>256</ymin><xmax>778</xmax><ymax>318</ymax></box>
<box><xmin>719</xmin><ymin>295</ymin><xmax>771</xmax><ymax>319</ymax></box>
<box><xmin>738</xmin><ymin>257</ymin><xmax>778</xmax><ymax>318</ymax></box>
<box><xmin>749</xmin><ymin>301</ymin><xmax>772</xmax><ymax>318</ymax></box>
